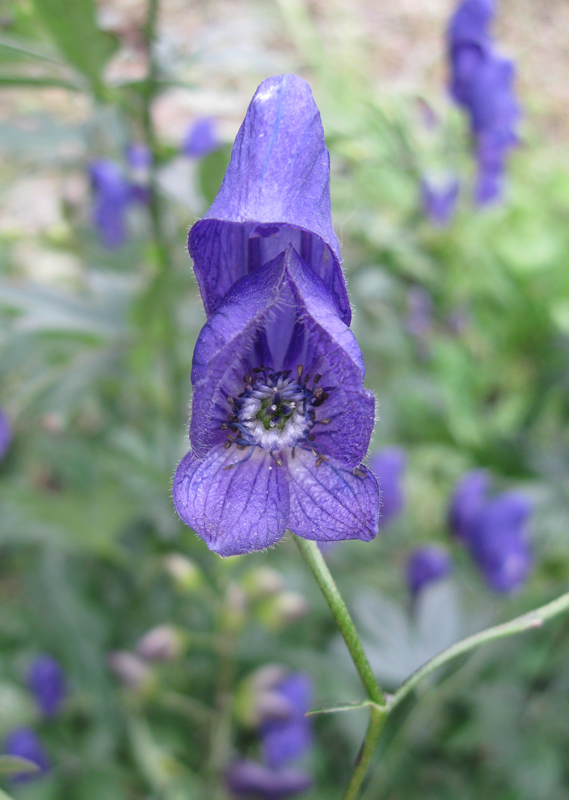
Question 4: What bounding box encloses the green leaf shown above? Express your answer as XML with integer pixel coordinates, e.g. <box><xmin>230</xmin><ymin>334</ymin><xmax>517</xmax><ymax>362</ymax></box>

<box><xmin>0</xmin><ymin>790</ymin><xmax>17</xmax><ymax>800</ymax></box>
<box><xmin>0</xmin><ymin>75</ymin><xmax>83</xmax><ymax>90</ymax></box>
<box><xmin>307</xmin><ymin>699</ymin><xmax>384</xmax><ymax>716</ymax></box>
<box><xmin>30</xmin><ymin>0</ymin><xmax>117</xmax><ymax>90</ymax></box>
<box><xmin>0</xmin><ymin>755</ymin><xmax>39</xmax><ymax>775</ymax></box>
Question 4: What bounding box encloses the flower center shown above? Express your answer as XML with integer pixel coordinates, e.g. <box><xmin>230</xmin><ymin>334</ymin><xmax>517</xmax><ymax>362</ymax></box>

<box><xmin>222</xmin><ymin>365</ymin><xmax>331</xmax><ymax>465</ymax></box>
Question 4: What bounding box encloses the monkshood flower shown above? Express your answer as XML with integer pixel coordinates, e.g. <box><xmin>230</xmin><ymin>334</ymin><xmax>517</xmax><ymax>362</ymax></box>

<box><xmin>368</xmin><ymin>447</ymin><xmax>406</xmax><ymax>527</ymax></box>
<box><xmin>89</xmin><ymin>159</ymin><xmax>133</xmax><ymax>249</ymax></box>
<box><xmin>182</xmin><ymin>117</ymin><xmax>221</xmax><ymax>159</ymax></box>
<box><xmin>407</xmin><ymin>546</ymin><xmax>452</xmax><ymax>597</ymax></box>
<box><xmin>3</xmin><ymin>728</ymin><xmax>50</xmax><ymax>783</ymax></box>
<box><xmin>0</xmin><ymin>408</ymin><xmax>12</xmax><ymax>461</ymax></box>
<box><xmin>447</xmin><ymin>0</ymin><xmax>520</xmax><ymax>205</ymax></box>
<box><xmin>260</xmin><ymin>673</ymin><xmax>312</xmax><ymax>769</ymax></box>
<box><xmin>173</xmin><ymin>252</ymin><xmax>378</xmax><ymax>555</ymax></box>
<box><xmin>226</xmin><ymin>760</ymin><xmax>311</xmax><ymax>799</ymax></box>
<box><xmin>449</xmin><ymin>471</ymin><xmax>533</xmax><ymax>592</ymax></box>
<box><xmin>466</xmin><ymin>492</ymin><xmax>533</xmax><ymax>593</ymax></box>
<box><xmin>421</xmin><ymin>174</ymin><xmax>460</xmax><ymax>226</ymax></box>
<box><xmin>188</xmin><ymin>75</ymin><xmax>351</xmax><ymax>324</ymax></box>
<box><xmin>28</xmin><ymin>654</ymin><xmax>66</xmax><ymax>718</ymax></box>
<box><xmin>448</xmin><ymin>469</ymin><xmax>491</xmax><ymax>541</ymax></box>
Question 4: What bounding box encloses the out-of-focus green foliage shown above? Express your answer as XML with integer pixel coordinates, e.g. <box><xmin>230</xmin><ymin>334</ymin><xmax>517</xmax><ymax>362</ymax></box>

<box><xmin>0</xmin><ymin>0</ymin><xmax>568</xmax><ymax>798</ymax></box>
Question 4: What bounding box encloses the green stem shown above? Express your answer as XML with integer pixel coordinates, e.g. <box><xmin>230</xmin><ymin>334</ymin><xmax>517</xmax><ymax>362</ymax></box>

<box><xmin>388</xmin><ymin>588</ymin><xmax>569</xmax><ymax>710</ymax></box>
<box><xmin>294</xmin><ymin>537</ymin><xmax>384</xmax><ymax>706</ymax></box>
<box><xmin>294</xmin><ymin>537</ymin><xmax>386</xmax><ymax>800</ymax></box>
<box><xmin>342</xmin><ymin>706</ymin><xmax>387</xmax><ymax>800</ymax></box>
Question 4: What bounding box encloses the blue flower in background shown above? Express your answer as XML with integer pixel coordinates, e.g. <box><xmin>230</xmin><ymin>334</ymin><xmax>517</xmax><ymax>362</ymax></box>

<box><xmin>173</xmin><ymin>76</ymin><xmax>379</xmax><ymax>556</ymax></box>
<box><xmin>226</xmin><ymin>760</ymin><xmax>312</xmax><ymax>799</ymax></box>
<box><xmin>407</xmin><ymin>546</ymin><xmax>453</xmax><ymax>597</ymax></box>
<box><xmin>3</xmin><ymin>728</ymin><xmax>50</xmax><ymax>783</ymax></box>
<box><xmin>28</xmin><ymin>654</ymin><xmax>66</xmax><ymax>718</ymax></box>
<box><xmin>182</xmin><ymin>117</ymin><xmax>220</xmax><ymax>159</ymax></box>
<box><xmin>449</xmin><ymin>470</ymin><xmax>533</xmax><ymax>592</ymax></box>
<box><xmin>89</xmin><ymin>159</ymin><xmax>133</xmax><ymax>249</ymax></box>
<box><xmin>0</xmin><ymin>408</ymin><xmax>12</xmax><ymax>461</ymax></box>
<box><xmin>421</xmin><ymin>175</ymin><xmax>460</xmax><ymax>226</ymax></box>
<box><xmin>125</xmin><ymin>143</ymin><xmax>152</xmax><ymax>204</ymax></box>
<box><xmin>188</xmin><ymin>75</ymin><xmax>350</xmax><ymax>324</ymax></box>
<box><xmin>466</xmin><ymin>492</ymin><xmax>533</xmax><ymax>593</ymax></box>
<box><xmin>449</xmin><ymin>469</ymin><xmax>491</xmax><ymax>541</ymax></box>
<box><xmin>448</xmin><ymin>0</ymin><xmax>520</xmax><ymax>205</ymax></box>
<box><xmin>260</xmin><ymin>673</ymin><xmax>312</xmax><ymax>769</ymax></box>
<box><xmin>368</xmin><ymin>447</ymin><xmax>406</xmax><ymax>527</ymax></box>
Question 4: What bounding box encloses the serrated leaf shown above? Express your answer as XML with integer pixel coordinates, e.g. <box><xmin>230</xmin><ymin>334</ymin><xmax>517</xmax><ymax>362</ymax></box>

<box><xmin>31</xmin><ymin>0</ymin><xmax>117</xmax><ymax>90</ymax></box>
<box><xmin>0</xmin><ymin>755</ymin><xmax>39</xmax><ymax>775</ymax></box>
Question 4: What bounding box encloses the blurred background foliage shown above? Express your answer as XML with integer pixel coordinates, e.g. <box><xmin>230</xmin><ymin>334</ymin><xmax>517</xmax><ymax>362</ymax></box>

<box><xmin>0</xmin><ymin>0</ymin><xmax>568</xmax><ymax>798</ymax></box>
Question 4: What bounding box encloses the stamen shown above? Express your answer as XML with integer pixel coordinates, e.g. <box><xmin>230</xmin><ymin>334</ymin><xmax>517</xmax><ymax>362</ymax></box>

<box><xmin>320</xmin><ymin>418</ymin><xmax>331</xmax><ymax>425</ymax></box>
<box><xmin>313</xmin><ymin>374</ymin><xmax>322</xmax><ymax>384</ymax></box>
<box><xmin>297</xmin><ymin>364</ymin><xmax>303</xmax><ymax>379</ymax></box>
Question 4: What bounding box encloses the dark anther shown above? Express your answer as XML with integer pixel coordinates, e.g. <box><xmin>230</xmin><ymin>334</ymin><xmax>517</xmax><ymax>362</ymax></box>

<box><xmin>308</xmin><ymin>434</ymin><xmax>315</xmax><ymax>441</ymax></box>
<box><xmin>320</xmin><ymin>418</ymin><xmax>331</xmax><ymax>425</ymax></box>
<box><xmin>244</xmin><ymin>373</ymin><xmax>252</xmax><ymax>384</ymax></box>
<box><xmin>297</xmin><ymin>364</ymin><xmax>304</xmax><ymax>379</ymax></box>
<box><xmin>224</xmin><ymin>440</ymin><xmax>232</xmax><ymax>450</ymax></box>
<box><xmin>311</xmin><ymin>448</ymin><xmax>318</xmax><ymax>457</ymax></box>
<box><xmin>226</xmin><ymin>396</ymin><xmax>235</xmax><ymax>406</ymax></box>
<box><xmin>276</xmin><ymin>457</ymin><xmax>284</xmax><ymax>467</ymax></box>
<box><xmin>291</xmin><ymin>447</ymin><xmax>296</xmax><ymax>459</ymax></box>
<box><xmin>352</xmin><ymin>467</ymin><xmax>366</xmax><ymax>477</ymax></box>
<box><xmin>223</xmin><ymin>464</ymin><xmax>235</xmax><ymax>471</ymax></box>
<box><xmin>313</xmin><ymin>373</ymin><xmax>322</xmax><ymax>384</ymax></box>
<box><xmin>315</xmin><ymin>457</ymin><xmax>324</xmax><ymax>467</ymax></box>
<box><xmin>313</xmin><ymin>386</ymin><xmax>324</xmax><ymax>400</ymax></box>
<box><xmin>220</xmin><ymin>422</ymin><xmax>228</xmax><ymax>430</ymax></box>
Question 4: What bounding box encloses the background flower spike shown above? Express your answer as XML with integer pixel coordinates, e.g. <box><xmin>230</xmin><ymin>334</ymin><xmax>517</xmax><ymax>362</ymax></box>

<box><xmin>189</xmin><ymin>74</ymin><xmax>351</xmax><ymax>324</ymax></box>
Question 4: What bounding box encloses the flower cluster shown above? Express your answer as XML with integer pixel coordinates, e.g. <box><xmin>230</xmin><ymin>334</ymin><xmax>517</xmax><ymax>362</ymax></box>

<box><xmin>448</xmin><ymin>0</ymin><xmax>520</xmax><ymax>205</ymax></box>
<box><xmin>449</xmin><ymin>469</ymin><xmax>533</xmax><ymax>592</ymax></box>
<box><xmin>2</xmin><ymin>654</ymin><xmax>66</xmax><ymax>783</ymax></box>
<box><xmin>173</xmin><ymin>74</ymin><xmax>379</xmax><ymax>556</ymax></box>
<box><xmin>228</xmin><ymin>670</ymin><xmax>313</xmax><ymax>798</ymax></box>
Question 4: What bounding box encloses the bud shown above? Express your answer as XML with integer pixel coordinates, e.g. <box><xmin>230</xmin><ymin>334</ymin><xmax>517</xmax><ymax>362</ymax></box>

<box><xmin>256</xmin><ymin>591</ymin><xmax>308</xmax><ymax>631</ymax></box>
<box><xmin>220</xmin><ymin>582</ymin><xmax>248</xmax><ymax>632</ymax></box>
<box><xmin>162</xmin><ymin>553</ymin><xmax>203</xmax><ymax>593</ymax></box>
<box><xmin>135</xmin><ymin>625</ymin><xmax>185</xmax><ymax>663</ymax></box>
<box><xmin>27</xmin><ymin>655</ymin><xmax>66</xmax><ymax>718</ymax></box>
<box><xmin>241</xmin><ymin>567</ymin><xmax>285</xmax><ymax>602</ymax></box>
<box><xmin>107</xmin><ymin>652</ymin><xmax>155</xmax><ymax>693</ymax></box>
<box><xmin>234</xmin><ymin>665</ymin><xmax>289</xmax><ymax>728</ymax></box>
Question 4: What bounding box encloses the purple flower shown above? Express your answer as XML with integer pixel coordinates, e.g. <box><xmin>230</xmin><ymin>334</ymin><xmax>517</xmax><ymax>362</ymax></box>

<box><xmin>89</xmin><ymin>160</ymin><xmax>133</xmax><ymax>249</ymax></box>
<box><xmin>188</xmin><ymin>75</ymin><xmax>350</xmax><ymax>324</ymax></box>
<box><xmin>449</xmin><ymin>471</ymin><xmax>533</xmax><ymax>592</ymax></box>
<box><xmin>0</xmin><ymin>408</ymin><xmax>12</xmax><ymax>461</ymax></box>
<box><xmin>3</xmin><ymin>728</ymin><xmax>50</xmax><ymax>783</ymax></box>
<box><xmin>448</xmin><ymin>469</ymin><xmax>491</xmax><ymax>541</ymax></box>
<box><xmin>226</xmin><ymin>761</ymin><xmax>311</xmax><ymax>799</ymax></box>
<box><xmin>421</xmin><ymin>175</ymin><xmax>460</xmax><ymax>226</ymax></box>
<box><xmin>28</xmin><ymin>654</ymin><xmax>66</xmax><ymax>718</ymax></box>
<box><xmin>260</xmin><ymin>673</ymin><xmax>312</xmax><ymax>769</ymax></box>
<box><xmin>173</xmin><ymin>247</ymin><xmax>378</xmax><ymax>555</ymax></box>
<box><xmin>182</xmin><ymin>117</ymin><xmax>220</xmax><ymax>159</ymax></box>
<box><xmin>368</xmin><ymin>447</ymin><xmax>406</xmax><ymax>527</ymax></box>
<box><xmin>405</xmin><ymin>287</ymin><xmax>433</xmax><ymax>342</ymax></box>
<box><xmin>448</xmin><ymin>0</ymin><xmax>520</xmax><ymax>205</ymax></box>
<box><xmin>407</xmin><ymin>546</ymin><xmax>453</xmax><ymax>597</ymax></box>
<box><xmin>466</xmin><ymin>492</ymin><xmax>533</xmax><ymax>593</ymax></box>
<box><xmin>125</xmin><ymin>143</ymin><xmax>152</xmax><ymax>204</ymax></box>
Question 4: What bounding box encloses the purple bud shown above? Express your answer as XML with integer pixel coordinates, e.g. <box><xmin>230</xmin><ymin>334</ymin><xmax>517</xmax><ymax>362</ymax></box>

<box><xmin>0</xmin><ymin>408</ymin><xmax>12</xmax><ymax>461</ymax></box>
<box><xmin>89</xmin><ymin>159</ymin><xmax>132</xmax><ymax>249</ymax></box>
<box><xmin>226</xmin><ymin>760</ymin><xmax>312</xmax><ymax>799</ymax></box>
<box><xmin>107</xmin><ymin>651</ymin><xmax>153</xmax><ymax>691</ymax></box>
<box><xmin>448</xmin><ymin>469</ymin><xmax>491</xmax><ymax>541</ymax></box>
<box><xmin>27</xmin><ymin>655</ymin><xmax>66</xmax><ymax>718</ymax></box>
<box><xmin>467</xmin><ymin>491</ymin><xmax>533</xmax><ymax>593</ymax></box>
<box><xmin>368</xmin><ymin>447</ymin><xmax>406</xmax><ymax>527</ymax></box>
<box><xmin>3</xmin><ymin>728</ymin><xmax>50</xmax><ymax>783</ymax></box>
<box><xmin>260</xmin><ymin>673</ymin><xmax>313</xmax><ymax>770</ymax></box>
<box><xmin>182</xmin><ymin>117</ymin><xmax>220</xmax><ymax>159</ymax></box>
<box><xmin>135</xmin><ymin>625</ymin><xmax>184</xmax><ymax>663</ymax></box>
<box><xmin>406</xmin><ymin>546</ymin><xmax>453</xmax><ymax>597</ymax></box>
<box><xmin>421</xmin><ymin>175</ymin><xmax>460</xmax><ymax>226</ymax></box>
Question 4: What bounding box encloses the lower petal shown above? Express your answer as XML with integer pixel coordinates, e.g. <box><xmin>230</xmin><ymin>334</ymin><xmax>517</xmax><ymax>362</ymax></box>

<box><xmin>173</xmin><ymin>446</ymin><xmax>289</xmax><ymax>556</ymax></box>
<box><xmin>287</xmin><ymin>449</ymin><xmax>379</xmax><ymax>542</ymax></box>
